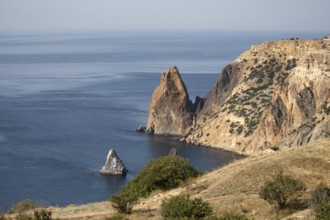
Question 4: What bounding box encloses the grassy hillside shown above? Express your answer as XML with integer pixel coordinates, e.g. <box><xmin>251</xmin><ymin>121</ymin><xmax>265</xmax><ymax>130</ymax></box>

<box><xmin>6</xmin><ymin>140</ymin><xmax>329</xmax><ymax>219</ymax></box>
<box><xmin>132</xmin><ymin>140</ymin><xmax>330</xmax><ymax>220</ymax></box>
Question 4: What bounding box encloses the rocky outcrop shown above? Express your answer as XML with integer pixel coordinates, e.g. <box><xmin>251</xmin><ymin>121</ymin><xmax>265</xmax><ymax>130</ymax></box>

<box><xmin>135</xmin><ymin>124</ymin><xmax>146</xmax><ymax>132</ymax></box>
<box><xmin>146</xmin><ymin>66</ymin><xmax>194</xmax><ymax>135</ymax></box>
<box><xmin>168</xmin><ymin>148</ymin><xmax>177</xmax><ymax>156</ymax></box>
<box><xmin>99</xmin><ymin>149</ymin><xmax>127</xmax><ymax>175</ymax></box>
<box><xmin>180</xmin><ymin>39</ymin><xmax>330</xmax><ymax>154</ymax></box>
<box><xmin>143</xmin><ymin>40</ymin><xmax>329</xmax><ymax>154</ymax></box>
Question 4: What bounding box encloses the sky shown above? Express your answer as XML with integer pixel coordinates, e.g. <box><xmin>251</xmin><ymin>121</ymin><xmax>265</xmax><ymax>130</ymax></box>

<box><xmin>0</xmin><ymin>0</ymin><xmax>329</xmax><ymax>33</ymax></box>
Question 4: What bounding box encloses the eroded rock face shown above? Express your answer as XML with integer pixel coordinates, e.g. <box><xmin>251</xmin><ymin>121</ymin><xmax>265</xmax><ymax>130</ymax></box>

<box><xmin>146</xmin><ymin>66</ymin><xmax>194</xmax><ymax>135</ymax></box>
<box><xmin>144</xmin><ymin>40</ymin><xmax>329</xmax><ymax>154</ymax></box>
<box><xmin>182</xmin><ymin>40</ymin><xmax>330</xmax><ymax>154</ymax></box>
<box><xmin>99</xmin><ymin>149</ymin><xmax>127</xmax><ymax>175</ymax></box>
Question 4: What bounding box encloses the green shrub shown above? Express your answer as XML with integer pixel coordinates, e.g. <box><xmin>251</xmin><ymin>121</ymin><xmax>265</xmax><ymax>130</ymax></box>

<box><xmin>9</xmin><ymin>199</ymin><xmax>36</xmax><ymax>214</ymax></box>
<box><xmin>229</xmin><ymin>128</ymin><xmax>235</xmax><ymax>134</ymax></box>
<box><xmin>33</xmin><ymin>209</ymin><xmax>52</xmax><ymax>220</ymax></box>
<box><xmin>105</xmin><ymin>215</ymin><xmax>127</xmax><ymax>220</ymax></box>
<box><xmin>289</xmin><ymin>37</ymin><xmax>299</xmax><ymax>41</ymax></box>
<box><xmin>110</xmin><ymin>156</ymin><xmax>201</xmax><ymax>214</ymax></box>
<box><xmin>310</xmin><ymin>185</ymin><xmax>330</xmax><ymax>208</ymax></box>
<box><xmin>323</xmin><ymin>102</ymin><xmax>330</xmax><ymax>115</ymax></box>
<box><xmin>205</xmin><ymin>212</ymin><xmax>249</xmax><ymax>220</ymax></box>
<box><xmin>314</xmin><ymin>202</ymin><xmax>330</xmax><ymax>220</ymax></box>
<box><xmin>110</xmin><ymin>194</ymin><xmax>135</xmax><ymax>214</ymax></box>
<box><xmin>275</xmin><ymin>65</ymin><xmax>282</xmax><ymax>72</ymax></box>
<box><xmin>270</xmin><ymin>146</ymin><xmax>279</xmax><ymax>151</ymax></box>
<box><xmin>12</xmin><ymin>209</ymin><xmax>52</xmax><ymax>220</ymax></box>
<box><xmin>236</xmin><ymin>125</ymin><xmax>243</xmax><ymax>135</ymax></box>
<box><xmin>256</xmin><ymin>78</ymin><xmax>263</xmax><ymax>84</ymax></box>
<box><xmin>267</xmin><ymin>71</ymin><xmax>275</xmax><ymax>79</ymax></box>
<box><xmin>161</xmin><ymin>195</ymin><xmax>212</xmax><ymax>219</ymax></box>
<box><xmin>131</xmin><ymin>156</ymin><xmax>201</xmax><ymax>194</ymax></box>
<box><xmin>15</xmin><ymin>213</ymin><xmax>33</xmax><ymax>220</ymax></box>
<box><xmin>259</xmin><ymin>172</ymin><xmax>306</xmax><ymax>209</ymax></box>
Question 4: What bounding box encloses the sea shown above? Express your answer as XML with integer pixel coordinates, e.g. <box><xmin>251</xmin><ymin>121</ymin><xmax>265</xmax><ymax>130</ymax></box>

<box><xmin>0</xmin><ymin>30</ymin><xmax>325</xmax><ymax>211</ymax></box>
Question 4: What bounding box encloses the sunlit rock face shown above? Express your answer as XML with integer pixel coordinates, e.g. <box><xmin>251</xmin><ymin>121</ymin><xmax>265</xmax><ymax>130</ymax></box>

<box><xmin>99</xmin><ymin>149</ymin><xmax>127</xmax><ymax>175</ymax></box>
<box><xmin>146</xmin><ymin>66</ymin><xmax>194</xmax><ymax>135</ymax></box>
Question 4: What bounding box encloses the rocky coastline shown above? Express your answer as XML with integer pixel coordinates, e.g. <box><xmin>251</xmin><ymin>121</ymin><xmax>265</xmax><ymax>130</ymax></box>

<box><xmin>143</xmin><ymin>39</ymin><xmax>330</xmax><ymax>155</ymax></box>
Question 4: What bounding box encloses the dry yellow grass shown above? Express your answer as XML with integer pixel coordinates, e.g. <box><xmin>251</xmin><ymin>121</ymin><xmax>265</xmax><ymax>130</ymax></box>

<box><xmin>49</xmin><ymin>202</ymin><xmax>115</xmax><ymax>219</ymax></box>
<box><xmin>134</xmin><ymin>140</ymin><xmax>330</xmax><ymax>220</ymax></box>
<box><xmin>8</xmin><ymin>140</ymin><xmax>328</xmax><ymax>219</ymax></box>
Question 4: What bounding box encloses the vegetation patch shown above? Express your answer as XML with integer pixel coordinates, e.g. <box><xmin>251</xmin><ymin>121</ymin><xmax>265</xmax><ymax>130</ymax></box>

<box><xmin>4</xmin><ymin>209</ymin><xmax>54</xmax><ymax>220</ymax></box>
<box><xmin>314</xmin><ymin>202</ymin><xmax>330</xmax><ymax>220</ymax></box>
<box><xmin>310</xmin><ymin>185</ymin><xmax>330</xmax><ymax>208</ymax></box>
<box><xmin>161</xmin><ymin>195</ymin><xmax>212</xmax><ymax>219</ymax></box>
<box><xmin>322</xmin><ymin>101</ymin><xmax>330</xmax><ymax>115</ymax></box>
<box><xmin>222</xmin><ymin>55</ymin><xmax>300</xmax><ymax>137</ymax></box>
<box><xmin>205</xmin><ymin>212</ymin><xmax>249</xmax><ymax>220</ymax></box>
<box><xmin>110</xmin><ymin>156</ymin><xmax>201</xmax><ymax>214</ymax></box>
<box><xmin>9</xmin><ymin>200</ymin><xmax>36</xmax><ymax>214</ymax></box>
<box><xmin>259</xmin><ymin>172</ymin><xmax>306</xmax><ymax>209</ymax></box>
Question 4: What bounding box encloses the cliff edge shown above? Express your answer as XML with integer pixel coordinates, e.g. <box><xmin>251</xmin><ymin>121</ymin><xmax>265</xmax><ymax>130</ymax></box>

<box><xmin>147</xmin><ymin>39</ymin><xmax>330</xmax><ymax>154</ymax></box>
<box><xmin>185</xmin><ymin>39</ymin><xmax>330</xmax><ymax>154</ymax></box>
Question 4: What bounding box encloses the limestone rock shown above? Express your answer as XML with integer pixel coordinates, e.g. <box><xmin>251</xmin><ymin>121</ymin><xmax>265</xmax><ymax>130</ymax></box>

<box><xmin>99</xmin><ymin>149</ymin><xmax>127</xmax><ymax>175</ymax></box>
<box><xmin>146</xmin><ymin>66</ymin><xmax>194</xmax><ymax>135</ymax></box>
<box><xmin>168</xmin><ymin>148</ymin><xmax>177</xmax><ymax>156</ymax></box>
<box><xmin>144</xmin><ymin>40</ymin><xmax>329</xmax><ymax>154</ymax></box>
<box><xmin>182</xmin><ymin>39</ymin><xmax>330</xmax><ymax>154</ymax></box>
<box><xmin>135</xmin><ymin>124</ymin><xmax>146</xmax><ymax>132</ymax></box>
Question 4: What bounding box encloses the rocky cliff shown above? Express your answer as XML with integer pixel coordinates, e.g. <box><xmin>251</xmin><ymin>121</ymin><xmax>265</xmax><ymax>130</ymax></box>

<box><xmin>146</xmin><ymin>66</ymin><xmax>194</xmax><ymax>135</ymax></box>
<box><xmin>147</xmin><ymin>40</ymin><xmax>330</xmax><ymax>154</ymax></box>
<box><xmin>185</xmin><ymin>39</ymin><xmax>330</xmax><ymax>154</ymax></box>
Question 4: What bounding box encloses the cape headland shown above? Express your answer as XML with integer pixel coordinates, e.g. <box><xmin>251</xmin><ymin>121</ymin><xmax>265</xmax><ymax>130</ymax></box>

<box><xmin>5</xmin><ymin>38</ymin><xmax>330</xmax><ymax>220</ymax></box>
<box><xmin>146</xmin><ymin>39</ymin><xmax>330</xmax><ymax>155</ymax></box>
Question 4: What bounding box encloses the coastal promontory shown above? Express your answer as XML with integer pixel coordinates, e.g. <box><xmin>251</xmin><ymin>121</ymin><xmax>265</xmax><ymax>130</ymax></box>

<box><xmin>146</xmin><ymin>40</ymin><xmax>330</xmax><ymax>154</ymax></box>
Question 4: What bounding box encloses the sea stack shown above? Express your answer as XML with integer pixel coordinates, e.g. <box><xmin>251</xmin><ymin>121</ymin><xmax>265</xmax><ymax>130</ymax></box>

<box><xmin>146</xmin><ymin>66</ymin><xmax>194</xmax><ymax>135</ymax></box>
<box><xmin>99</xmin><ymin>149</ymin><xmax>127</xmax><ymax>175</ymax></box>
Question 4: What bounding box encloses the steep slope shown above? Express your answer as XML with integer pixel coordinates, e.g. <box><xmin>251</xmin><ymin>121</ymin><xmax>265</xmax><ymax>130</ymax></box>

<box><xmin>133</xmin><ymin>140</ymin><xmax>330</xmax><ymax>220</ymax></box>
<box><xmin>183</xmin><ymin>39</ymin><xmax>330</xmax><ymax>154</ymax></box>
<box><xmin>44</xmin><ymin>141</ymin><xmax>330</xmax><ymax>219</ymax></box>
<box><xmin>146</xmin><ymin>66</ymin><xmax>194</xmax><ymax>135</ymax></box>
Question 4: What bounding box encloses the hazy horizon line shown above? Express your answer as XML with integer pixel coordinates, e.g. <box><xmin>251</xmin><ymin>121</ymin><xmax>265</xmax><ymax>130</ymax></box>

<box><xmin>0</xmin><ymin>28</ymin><xmax>328</xmax><ymax>35</ymax></box>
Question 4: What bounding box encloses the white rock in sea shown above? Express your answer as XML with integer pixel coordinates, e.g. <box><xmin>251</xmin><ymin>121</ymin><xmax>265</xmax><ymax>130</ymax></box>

<box><xmin>99</xmin><ymin>149</ymin><xmax>127</xmax><ymax>175</ymax></box>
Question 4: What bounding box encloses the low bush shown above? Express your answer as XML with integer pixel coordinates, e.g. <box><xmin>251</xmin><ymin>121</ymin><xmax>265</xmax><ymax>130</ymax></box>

<box><xmin>314</xmin><ymin>202</ymin><xmax>330</xmax><ymax>220</ymax></box>
<box><xmin>9</xmin><ymin>200</ymin><xmax>36</xmax><ymax>214</ymax></box>
<box><xmin>110</xmin><ymin>194</ymin><xmax>135</xmax><ymax>214</ymax></box>
<box><xmin>270</xmin><ymin>146</ymin><xmax>279</xmax><ymax>151</ymax></box>
<box><xmin>259</xmin><ymin>172</ymin><xmax>306</xmax><ymax>209</ymax></box>
<box><xmin>33</xmin><ymin>209</ymin><xmax>52</xmax><ymax>220</ymax></box>
<box><xmin>110</xmin><ymin>156</ymin><xmax>201</xmax><ymax>214</ymax></box>
<box><xmin>205</xmin><ymin>212</ymin><xmax>249</xmax><ymax>220</ymax></box>
<box><xmin>105</xmin><ymin>215</ymin><xmax>127</xmax><ymax>220</ymax></box>
<box><xmin>10</xmin><ymin>209</ymin><xmax>53</xmax><ymax>220</ymax></box>
<box><xmin>13</xmin><ymin>213</ymin><xmax>32</xmax><ymax>220</ymax></box>
<box><xmin>236</xmin><ymin>125</ymin><xmax>243</xmax><ymax>135</ymax></box>
<box><xmin>310</xmin><ymin>185</ymin><xmax>330</xmax><ymax>208</ymax></box>
<box><xmin>161</xmin><ymin>195</ymin><xmax>212</xmax><ymax>219</ymax></box>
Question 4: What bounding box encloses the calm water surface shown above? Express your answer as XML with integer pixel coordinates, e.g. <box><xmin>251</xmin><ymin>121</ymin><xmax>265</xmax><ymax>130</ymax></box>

<box><xmin>0</xmin><ymin>30</ymin><xmax>324</xmax><ymax>210</ymax></box>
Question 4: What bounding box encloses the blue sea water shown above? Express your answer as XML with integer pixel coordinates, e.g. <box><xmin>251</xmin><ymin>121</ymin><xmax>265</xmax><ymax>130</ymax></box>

<box><xmin>0</xmin><ymin>30</ymin><xmax>325</xmax><ymax>211</ymax></box>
